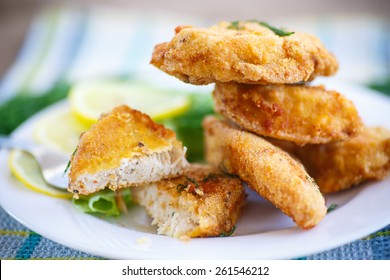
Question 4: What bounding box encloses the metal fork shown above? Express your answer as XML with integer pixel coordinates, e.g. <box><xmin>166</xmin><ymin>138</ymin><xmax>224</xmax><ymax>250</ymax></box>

<box><xmin>0</xmin><ymin>135</ymin><xmax>70</xmax><ymax>190</ymax></box>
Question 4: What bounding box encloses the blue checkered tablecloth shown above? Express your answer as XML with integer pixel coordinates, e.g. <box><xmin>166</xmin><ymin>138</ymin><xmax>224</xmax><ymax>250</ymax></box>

<box><xmin>0</xmin><ymin>7</ymin><xmax>389</xmax><ymax>259</ymax></box>
<box><xmin>1</xmin><ymin>206</ymin><xmax>389</xmax><ymax>260</ymax></box>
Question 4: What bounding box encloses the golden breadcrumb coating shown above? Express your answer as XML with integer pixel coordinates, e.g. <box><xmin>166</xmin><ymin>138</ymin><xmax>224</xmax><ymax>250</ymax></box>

<box><xmin>68</xmin><ymin>105</ymin><xmax>187</xmax><ymax>195</ymax></box>
<box><xmin>203</xmin><ymin>116</ymin><xmax>326</xmax><ymax>229</ymax></box>
<box><xmin>151</xmin><ymin>21</ymin><xmax>338</xmax><ymax>85</ymax></box>
<box><xmin>291</xmin><ymin>126</ymin><xmax>390</xmax><ymax>193</ymax></box>
<box><xmin>132</xmin><ymin>164</ymin><xmax>246</xmax><ymax>239</ymax></box>
<box><xmin>213</xmin><ymin>83</ymin><xmax>362</xmax><ymax>145</ymax></box>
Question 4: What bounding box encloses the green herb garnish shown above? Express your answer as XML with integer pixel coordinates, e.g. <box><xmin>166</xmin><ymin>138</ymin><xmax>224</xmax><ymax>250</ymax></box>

<box><xmin>327</xmin><ymin>203</ymin><xmax>338</xmax><ymax>214</ymax></box>
<box><xmin>185</xmin><ymin>176</ymin><xmax>199</xmax><ymax>188</ymax></box>
<box><xmin>363</xmin><ymin>230</ymin><xmax>390</xmax><ymax>240</ymax></box>
<box><xmin>256</xmin><ymin>21</ymin><xmax>294</xmax><ymax>37</ymax></box>
<box><xmin>369</xmin><ymin>78</ymin><xmax>390</xmax><ymax>96</ymax></box>
<box><xmin>63</xmin><ymin>147</ymin><xmax>78</xmax><ymax>175</ymax></box>
<box><xmin>228</xmin><ymin>20</ymin><xmax>294</xmax><ymax>37</ymax></box>
<box><xmin>176</xmin><ymin>183</ymin><xmax>188</xmax><ymax>193</ymax></box>
<box><xmin>219</xmin><ymin>164</ymin><xmax>239</xmax><ymax>179</ymax></box>
<box><xmin>0</xmin><ymin>82</ymin><xmax>70</xmax><ymax>136</ymax></box>
<box><xmin>227</xmin><ymin>20</ymin><xmax>240</xmax><ymax>30</ymax></box>
<box><xmin>202</xmin><ymin>173</ymin><xmax>220</xmax><ymax>182</ymax></box>
<box><xmin>219</xmin><ymin>226</ymin><xmax>236</xmax><ymax>237</ymax></box>
<box><xmin>176</xmin><ymin>177</ymin><xmax>204</xmax><ymax>195</ymax></box>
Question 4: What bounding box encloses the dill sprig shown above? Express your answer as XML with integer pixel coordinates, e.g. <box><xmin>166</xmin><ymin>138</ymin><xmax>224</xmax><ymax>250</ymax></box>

<box><xmin>176</xmin><ymin>183</ymin><xmax>188</xmax><ymax>193</ymax></box>
<box><xmin>219</xmin><ymin>164</ymin><xmax>239</xmax><ymax>179</ymax></box>
<box><xmin>219</xmin><ymin>226</ymin><xmax>236</xmax><ymax>237</ymax></box>
<box><xmin>228</xmin><ymin>20</ymin><xmax>294</xmax><ymax>37</ymax></box>
<box><xmin>185</xmin><ymin>176</ymin><xmax>199</xmax><ymax>188</ymax></box>
<box><xmin>202</xmin><ymin>173</ymin><xmax>220</xmax><ymax>182</ymax></box>
<box><xmin>327</xmin><ymin>203</ymin><xmax>338</xmax><ymax>214</ymax></box>
<box><xmin>63</xmin><ymin>147</ymin><xmax>78</xmax><ymax>175</ymax></box>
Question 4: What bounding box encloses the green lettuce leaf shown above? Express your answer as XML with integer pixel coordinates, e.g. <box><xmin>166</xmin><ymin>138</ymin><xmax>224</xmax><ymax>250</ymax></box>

<box><xmin>72</xmin><ymin>188</ymin><xmax>133</xmax><ymax>217</ymax></box>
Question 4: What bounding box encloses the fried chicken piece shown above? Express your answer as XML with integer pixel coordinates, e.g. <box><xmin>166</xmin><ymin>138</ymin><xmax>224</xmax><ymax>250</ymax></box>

<box><xmin>203</xmin><ymin>116</ymin><xmax>326</xmax><ymax>229</ymax></box>
<box><xmin>292</xmin><ymin>126</ymin><xmax>390</xmax><ymax>193</ymax></box>
<box><xmin>132</xmin><ymin>164</ymin><xmax>246</xmax><ymax>239</ymax></box>
<box><xmin>151</xmin><ymin>21</ymin><xmax>338</xmax><ymax>85</ymax></box>
<box><xmin>68</xmin><ymin>105</ymin><xmax>188</xmax><ymax>196</ymax></box>
<box><xmin>213</xmin><ymin>83</ymin><xmax>362</xmax><ymax>145</ymax></box>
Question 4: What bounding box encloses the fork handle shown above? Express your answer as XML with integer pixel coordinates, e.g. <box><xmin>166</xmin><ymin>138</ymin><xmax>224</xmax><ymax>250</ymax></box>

<box><xmin>0</xmin><ymin>135</ymin><xmax>36</xmax><ymax>151</ymax></box>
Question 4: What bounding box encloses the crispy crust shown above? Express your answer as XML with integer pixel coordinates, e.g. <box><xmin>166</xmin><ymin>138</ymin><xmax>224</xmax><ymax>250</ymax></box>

<box><xmin>68</xmin><ymin>105</ymin><xmax>187</xmax><ymax>194</ymax></box>
<box><xmin>291</xmin><ymin>127</ymin><xmax>390</xmax><ymax>193</ymax></box>
<box><xmin>151</xmin><ymin>21</ymin><xmax>338</xmax><ymax>85</ymax></box>
<box><xmin>213</xmin><ymin>83</ymin><xmax>362</xmax><ymax>145</ymax></box>
<box><xmin>203</xmin><ymin>116</ymin><xmax>326</xmax><ymax>229</ymax></box>
<box><xmin>132</xmin><ymin>164</ymin><xmax>246</xmax><ymax>239</ymax></box>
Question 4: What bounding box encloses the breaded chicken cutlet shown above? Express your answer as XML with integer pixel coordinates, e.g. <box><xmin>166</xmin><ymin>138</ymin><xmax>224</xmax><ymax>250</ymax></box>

<box><xmin>203</xmin><ymin>116</ymin><xmax>326</xmax><ymax>229</ymax></box>
<box><xmin>213</xmin><ymin>83</ymin><xmax>362</xmax><ymax>145</ymax></box>
<box><xmin>151</xmin><ymin>21</ymin><xmax>338</xmax><ymax>85</ymax></box>
<box><xmin>290</xmin><ymin>126</ymin><xmax>390</xmax><ymax>193</ymax></box>
<box><xmin>132</xmin><ymin>164</ymin><xmax>246</xmax><ymax>239</ymax></box>
<box><xmin>68</xmin><ymin>105</ymin><xmax>188</xmax><ymax>196</ymax></box>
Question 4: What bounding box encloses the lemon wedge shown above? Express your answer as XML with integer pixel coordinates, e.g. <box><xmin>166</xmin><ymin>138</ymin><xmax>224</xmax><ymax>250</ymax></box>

<box><xmin>8</xmin><ymin>150</ymin><xmax>72</xmax><ymax>199</ymax></box>
<box><xmin>33</xmin><ymin>107</ymin><xmax>88</xmax><ymax>154</ymax></box>
<box><xmin>69</xmin><ymin>81</ymin><xmax>191</xmax><ymax>127</ymax></box>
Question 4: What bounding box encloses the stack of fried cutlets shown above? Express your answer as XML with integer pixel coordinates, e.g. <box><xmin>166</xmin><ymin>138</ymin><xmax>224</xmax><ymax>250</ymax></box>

<box><xmin>151</xmin><ymin>21</ymin><xmax>390</xmax><ymax>230</ymax></box>
<box><xmin>69</xmin><ymin>20</ymin><xmax>390</xmax><ymax>240</ymax></box>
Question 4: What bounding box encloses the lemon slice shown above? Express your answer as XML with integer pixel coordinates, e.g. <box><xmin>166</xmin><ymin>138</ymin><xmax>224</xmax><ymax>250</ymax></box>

<box><xmin>16</xmin><ymin>108</ymin><xmax>84</xmax><ymax>199</ymax></box>
<box><xmin>69</xmin><ymin>81</ymin><xmax>191</xmax><ymax>127</ymax></box>
<box><xmin>33</xmin><ymin>107</ymin><xmax>88</xmax><ymax>154</ymax></box>
<box><xmin>8</xmin><ymin>150</ymin><xmax>72</xmax><ymax>199</ymax></box>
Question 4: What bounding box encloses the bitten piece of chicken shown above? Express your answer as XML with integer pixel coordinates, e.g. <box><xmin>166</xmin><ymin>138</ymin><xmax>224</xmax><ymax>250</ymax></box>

<box><xmin>132</xmin><ymin>164</ymin><xmax>246</xmax><ymax>239</ymax></box>
<box><xmin>68</xmin><ymin>105</ymin><xmax>188</xmax><ymax>196</ymax></box>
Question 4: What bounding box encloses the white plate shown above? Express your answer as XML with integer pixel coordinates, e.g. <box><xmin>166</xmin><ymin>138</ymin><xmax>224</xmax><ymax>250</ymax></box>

<box><xmin>1</xmin><ymin>79</ymin><xmax>390</xmax><ymax>259</ymax></box>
